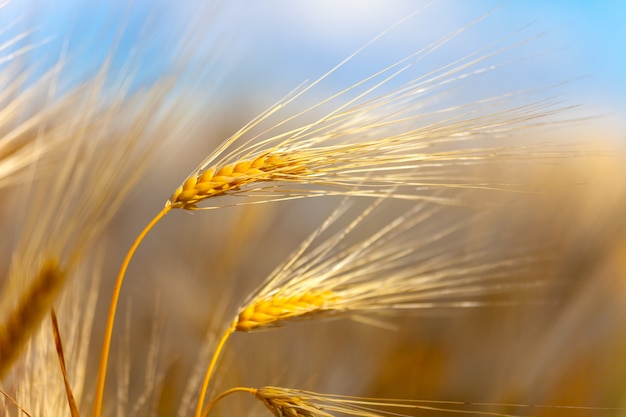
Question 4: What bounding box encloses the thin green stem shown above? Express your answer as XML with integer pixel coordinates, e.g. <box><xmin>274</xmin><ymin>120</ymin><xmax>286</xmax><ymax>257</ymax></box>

<box><xmin>92</xmin><ymin>206</ymin><xmax>170</xmax><ymax>417</ymax></box>
<box><xmin>195</xmin><ymin>320</ymin><xmax>238</xmax><ymax>417</ymax></box>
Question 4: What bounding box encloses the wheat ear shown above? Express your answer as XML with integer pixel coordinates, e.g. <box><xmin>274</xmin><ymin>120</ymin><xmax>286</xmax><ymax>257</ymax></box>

<box><xmin>0</xmin><ymin>259</ymin><xmax>65</xmax><ymax>380</ymax></box>
<box><xmin>235</xmin><ymin>290</ymin><xmax>338</xmax><ymax>331</ymax></box>
<box><xmin>169</xmin><ymin>153</ymin><xmax>309</xmax><ymax>209</ymax></box>
<box><xmin>251</xmin><ymin>387</ymin><xmax>622</xmax><ymax>417</ymax></box>
<box><xmin>92</xmin><ymin>206</ymin><xmax>170</xmax><ymax>417</ymax></box>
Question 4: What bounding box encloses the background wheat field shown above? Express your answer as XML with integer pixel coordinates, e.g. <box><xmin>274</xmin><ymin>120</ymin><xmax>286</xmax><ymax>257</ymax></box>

<box><xmin>0</xmin><ymin>1</ymin><xmax>625</xmax><ymax>417</ymax></box>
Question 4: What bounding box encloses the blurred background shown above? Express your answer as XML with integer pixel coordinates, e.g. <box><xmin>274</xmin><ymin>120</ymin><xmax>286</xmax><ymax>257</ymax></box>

<box><xmin>1</xmin><ymin>0</ymin><xmax>625</xmax><ymax>133</ymax></box>
<box><xmin>1</xmin><ymin>1</ymin><xmax>625</xmax><ymax>416</ymax></box>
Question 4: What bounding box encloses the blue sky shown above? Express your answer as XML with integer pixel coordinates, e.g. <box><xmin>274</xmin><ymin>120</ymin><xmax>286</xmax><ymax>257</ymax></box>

<box><xmin>1</xmin><ymin>1</ymin><xmax>624</xmax><ymax>135</ymax></box>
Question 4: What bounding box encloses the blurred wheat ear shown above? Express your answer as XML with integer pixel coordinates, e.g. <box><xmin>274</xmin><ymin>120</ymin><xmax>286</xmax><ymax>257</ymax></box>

<box><xmin>0</xmin><ymin>260</ymin><xmax>64</xmax><ymax>379</ymax></box>
<box><xmin>0</xmin><ymin>21</ymin><xmax>185</xmax><ymax>414</ymax></box>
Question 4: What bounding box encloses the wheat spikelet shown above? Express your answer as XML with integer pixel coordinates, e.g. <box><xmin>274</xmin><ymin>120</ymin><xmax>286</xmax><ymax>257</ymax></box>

<box><xmin>235</xmin><ymin>290</ymin><xmax>338</xmax><ymax>332</ymax></box>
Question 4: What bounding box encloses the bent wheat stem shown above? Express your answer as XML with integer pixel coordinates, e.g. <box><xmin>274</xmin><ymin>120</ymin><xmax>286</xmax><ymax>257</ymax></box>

<box><xmin>195</xmin><ymin>319</ymin><xmax>238</xmax><ymax>417</ymax></box>
<box><xmin>93</xmin><ymin>206</ymin><xmax>171</xmax><ymax>417</ymax></box>
<box><xmin>201</xmin><ymin>386</ymin><xmax>256</xmax><ymax>417</ymax></box>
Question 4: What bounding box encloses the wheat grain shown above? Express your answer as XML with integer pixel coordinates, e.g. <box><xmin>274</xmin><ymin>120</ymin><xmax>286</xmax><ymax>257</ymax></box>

<box><xmin>235</xmin><ymin>290</ymin><xmax>338</xmax><ymax>332</ymax></box>
<box><xmin>169</xmin><ymin>152</ymin><xmax>310</xmax><ymax>209</ymax></box>
<box><xmin>167</xmin><ymin>111</ymin><xmax>573</xmax><ymax>211</ymax></box>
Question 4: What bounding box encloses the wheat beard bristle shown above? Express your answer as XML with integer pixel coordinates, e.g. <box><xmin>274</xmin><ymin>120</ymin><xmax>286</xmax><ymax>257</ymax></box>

<box><xmin>0</xmin><ymin>260</ymin><xmax>65</xmax><ymax>379</ymax></box>
<box><xmin>168</xmin><ymin>152</ymin><xmax>309</xmax><ymax>209</ymax></box>
<box><xmin>235</xmin><ymin>290</ymin><xmax>337</xmax><ymax>332</ymax></box>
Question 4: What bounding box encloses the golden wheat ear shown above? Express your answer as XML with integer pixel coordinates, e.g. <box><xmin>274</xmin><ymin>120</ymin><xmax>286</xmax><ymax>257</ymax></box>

<box><xmin>234</xmin><ymin>290</ymin><xmax>338</xmax><ymax>332</ymax></box>
<box><xmin>169</xmin><ymin>153</ymin><xmax>310</xmax><ymax>209</ymax></box>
